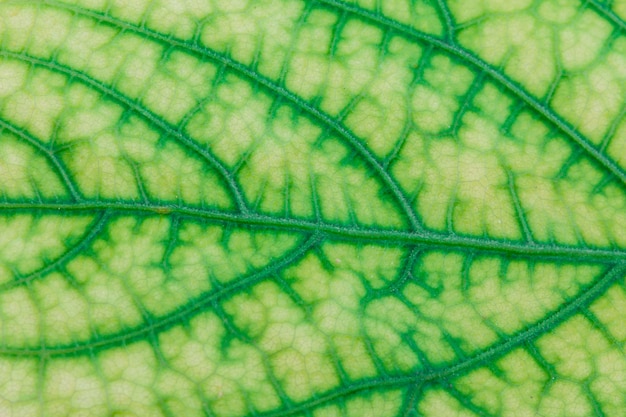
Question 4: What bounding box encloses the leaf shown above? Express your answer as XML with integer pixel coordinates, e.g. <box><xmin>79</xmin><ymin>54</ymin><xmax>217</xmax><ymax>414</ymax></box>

<box><xmin>0</xmin><ymin>0</ymin><xmax>625</xmax><ymax>415</ymax></box>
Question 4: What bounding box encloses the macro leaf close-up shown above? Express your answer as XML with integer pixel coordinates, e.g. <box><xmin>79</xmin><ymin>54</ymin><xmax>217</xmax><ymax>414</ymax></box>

<box><xmin>1</xmin><ymin>0</ymin><xmax>626</xmax><ymax>416</ymax></box>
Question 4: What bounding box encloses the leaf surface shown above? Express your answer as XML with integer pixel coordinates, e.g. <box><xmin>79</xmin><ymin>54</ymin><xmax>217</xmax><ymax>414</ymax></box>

<box><xmin>1</xmin><ymin>0</ymin><xmax>626</xmax><ymax>415</ymax></box>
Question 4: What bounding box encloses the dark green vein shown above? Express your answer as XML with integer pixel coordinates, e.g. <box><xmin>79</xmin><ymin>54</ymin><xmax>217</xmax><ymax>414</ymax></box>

<box><xmin>0</xmin><ymin>200</ymin><xmax>624</xmax><ymax>263</ymax></box>
<box><xmin>587</xmin><ymin>0</ymin><xmax>626</xmax><ymax>30</ymax></box>
<box><xmin>0</xmin><ymin>233</ymin><xmax>320</xmax><ymax>357</ymax></box>
<box><xmin>420</xmin><ymin>263</ymin><xmax>626</xmax><ymax>381</ymax></box>
<box><xmin>0</xmin><ymin>117</ymin><xmax>82</xmax><ymax>200</ymax></box>
<box><xmin>0</xmin><ymin>51</ymin><xmax>249</xmax><ymax>214</ymax></box>
<box><xmin>505</xmin><ymin>168</ymin><xmax>534</xmax><ymax>243</ymax></box>
<box><xmin>315</xmin><ymin>0</ymin><xmax>626</xmax><ymax>189</ymax></box>
<box><xmin>38</xmin><ymin>0</ymin><xmax>422</xmax><ymax>231</ymax></box>
<box><xmin>0</xmin><ymin>210</ymin><xmax>110</xmax><ymax>292</ymax></box>
<box><xmin>434</xmin><ymin>0</ymin><xmax>456</xmax><ymax>41</ymax></box>
<box><xmin>240</xmin><ymin>263</ymin><xmax>626</xmax><ymax>417</ymax></box>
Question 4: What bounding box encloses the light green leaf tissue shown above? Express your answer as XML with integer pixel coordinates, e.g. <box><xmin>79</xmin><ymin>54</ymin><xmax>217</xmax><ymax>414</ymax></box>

<box><xmin>0</xmin><ymin>0</ymin><xmax>625</xmax><ymax>416</ymax></box>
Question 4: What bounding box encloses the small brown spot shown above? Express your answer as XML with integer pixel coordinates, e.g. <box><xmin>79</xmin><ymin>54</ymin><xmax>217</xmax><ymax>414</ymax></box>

<box><xmin>151</xmin><ymin>206</ymin><xmax>172</xmax><ymax>215</ymax></box>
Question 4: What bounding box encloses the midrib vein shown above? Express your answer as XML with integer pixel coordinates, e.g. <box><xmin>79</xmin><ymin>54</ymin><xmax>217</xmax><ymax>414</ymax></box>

<box><xmin>0</xmin><ymin>200</ymin><xmax>623</xmax><ymax>263</ymax></box>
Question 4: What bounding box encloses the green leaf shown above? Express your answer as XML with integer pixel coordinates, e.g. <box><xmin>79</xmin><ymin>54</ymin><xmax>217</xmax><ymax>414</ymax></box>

<box><xmin>0</xmin><ymin>0</ymin><xmax>625</xmax><ymax>415</ymax></box>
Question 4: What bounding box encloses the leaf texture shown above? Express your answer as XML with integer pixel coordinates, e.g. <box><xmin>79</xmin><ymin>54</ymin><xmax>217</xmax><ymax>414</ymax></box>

<box><xmin>0</xmin><ymin>0</ymin><xmax>626</xmax><ymax>416</ymax></box>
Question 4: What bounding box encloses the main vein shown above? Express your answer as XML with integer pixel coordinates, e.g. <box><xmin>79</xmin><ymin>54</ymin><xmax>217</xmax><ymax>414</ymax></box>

<box><xmin>0</xmin><ymin>200</ymin><xmax>624</xmax><ymax>263</ymax></box>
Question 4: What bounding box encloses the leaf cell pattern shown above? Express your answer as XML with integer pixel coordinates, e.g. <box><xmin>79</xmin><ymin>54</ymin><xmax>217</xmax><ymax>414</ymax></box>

<box><xmin>0</xmin><ymin>0</ymin><xmax>626</xmax><ymax>416</ymax></box>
